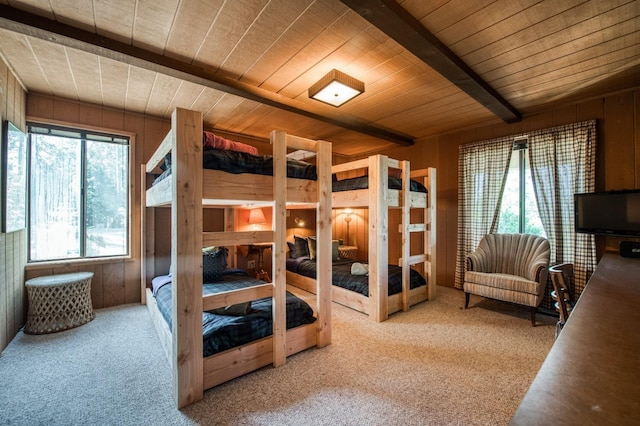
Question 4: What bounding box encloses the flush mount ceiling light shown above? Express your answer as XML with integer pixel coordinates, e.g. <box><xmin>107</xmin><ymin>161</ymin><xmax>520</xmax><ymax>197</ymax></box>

<box><xmin>308</xmin><ymin>69</ymin><xmax>365</xmax><ymax>107</ymax></box>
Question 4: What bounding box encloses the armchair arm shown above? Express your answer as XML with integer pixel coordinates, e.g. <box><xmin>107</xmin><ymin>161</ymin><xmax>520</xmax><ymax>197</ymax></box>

<box><xmin>530</xmin><ymin>260</ymin><xmax>549</xmax><ymax>284</ymax></box>
<box><xmin>466</xmin><ymin>251</ymin><xmax>487</xmax><ymax>272</ymax></box>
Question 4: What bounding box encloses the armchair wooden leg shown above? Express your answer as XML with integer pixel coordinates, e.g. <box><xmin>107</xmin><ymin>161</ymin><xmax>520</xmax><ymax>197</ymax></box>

<box><xmin>464</xmin><ymin>292</ymin><xmax>470</xmax><ymax>309</ymax></box>
<box><xmin>530</xmin><ymin>307</ymin><xmax>537</xmax><ymax>327</ymax></box>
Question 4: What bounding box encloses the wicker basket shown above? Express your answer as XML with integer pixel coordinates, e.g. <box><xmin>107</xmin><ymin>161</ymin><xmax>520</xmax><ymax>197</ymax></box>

<box><xmin>25</xmin><ymin>272</ymin><xmax>95</xmax><ymax>334</ymax></box>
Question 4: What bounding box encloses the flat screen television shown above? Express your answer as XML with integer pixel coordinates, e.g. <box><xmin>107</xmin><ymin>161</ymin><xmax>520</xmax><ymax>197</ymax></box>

<box><xmin>574</xmin><ymin>189</ymin><xmax>640</xmax><ymax>236</ymax></box>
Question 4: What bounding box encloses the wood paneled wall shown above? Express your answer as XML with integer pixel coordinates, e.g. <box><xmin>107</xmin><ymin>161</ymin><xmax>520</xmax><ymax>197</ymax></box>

<box><xmin>376</xmin><ymin>88</ymin><xmax>640</xmax><ymax>289</ymax></box>
<box><xmin>24</xmin><ymin>93</ymin><xmax>171</xmax><ymax>315</ymax></box>
<box><xmin>0</xmin><ymin>58</ymin><xmax>28</xmax><ymax>353</ymax></box>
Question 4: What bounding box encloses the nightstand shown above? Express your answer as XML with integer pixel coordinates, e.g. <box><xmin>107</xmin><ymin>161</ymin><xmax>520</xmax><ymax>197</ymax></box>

<box><xmin>338</xmin><ymin>245</ymin><xmax>358</xmax><ymax>260</ymax></box>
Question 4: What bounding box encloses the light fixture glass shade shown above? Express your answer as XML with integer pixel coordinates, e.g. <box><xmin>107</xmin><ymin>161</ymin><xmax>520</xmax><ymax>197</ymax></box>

<box><xmin>309</xmin><ymin>69</ymin><xmax>364</xmax><ymax>107</ymax></box>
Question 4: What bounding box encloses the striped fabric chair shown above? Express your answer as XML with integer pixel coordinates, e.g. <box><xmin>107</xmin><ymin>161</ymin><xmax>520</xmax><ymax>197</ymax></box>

<box><xmin>463</xmin><ymin>233</ymin><xmax>551</xmax><ymax>326</ymax></box>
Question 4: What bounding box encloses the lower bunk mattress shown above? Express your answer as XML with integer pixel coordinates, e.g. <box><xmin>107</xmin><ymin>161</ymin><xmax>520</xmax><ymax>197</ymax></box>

<box><xmin>286</xmin><ymin>258</ymin><xmax>426</xmax><ymax>296</ymax></box>
<box><xmin>152</xmin><ymin>271</ymin><xmax>316</xmax><ymax>357</ymax></box>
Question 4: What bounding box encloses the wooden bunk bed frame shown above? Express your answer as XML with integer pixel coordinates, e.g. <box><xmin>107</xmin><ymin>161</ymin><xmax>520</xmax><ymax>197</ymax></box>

<box><xmin>141</xmin><ymin>108</ymin><xmax>332</xmax><ymax>408</ymax></box>
<box><xmin>287</xmin><ymin>155</ymin><xmax>436</xmax><ymax>322</ymax></box>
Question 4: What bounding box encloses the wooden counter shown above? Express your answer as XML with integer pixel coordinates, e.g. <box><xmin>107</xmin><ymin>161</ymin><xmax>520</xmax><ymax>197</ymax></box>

<box><xmin>511</xmin><ymin>253</ymin><xmax>640</xmax><ymax>425</ymax></box>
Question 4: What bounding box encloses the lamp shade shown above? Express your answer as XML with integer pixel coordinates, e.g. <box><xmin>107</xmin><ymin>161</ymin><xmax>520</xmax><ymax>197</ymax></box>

<box><xmin>248</xmin><ymin>208</ymin><xmax>266</xmax><ymax>225</ymax></box>
<box><xmin>308</xmin><ymin>69</ymin><xmax>364</xmax><ymax>107</ymax></box>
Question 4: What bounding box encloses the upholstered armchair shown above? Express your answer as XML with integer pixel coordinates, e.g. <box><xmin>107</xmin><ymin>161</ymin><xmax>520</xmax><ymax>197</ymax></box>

<box><xmin>464</xmin><ymin>233</ymin><xmax>550</xmax><ymax>326</ymax></box>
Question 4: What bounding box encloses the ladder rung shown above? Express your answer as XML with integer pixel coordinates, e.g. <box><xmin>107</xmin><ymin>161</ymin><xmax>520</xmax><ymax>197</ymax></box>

<box><xmin>399</xmin><ymin>254</ymin><xmax>429</xmax><ymax>266</ymax></box>
<box><xmin>398</xmin><ymin>223</ymin><xmax>427</xmax><ymax>233</ymax></box>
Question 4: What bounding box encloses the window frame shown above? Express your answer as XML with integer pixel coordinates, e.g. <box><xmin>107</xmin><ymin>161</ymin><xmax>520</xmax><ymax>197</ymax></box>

<box><xmin>26</xmin><ymin>119</ymin><xmax>135</xmax><ymax>265</ymax></box>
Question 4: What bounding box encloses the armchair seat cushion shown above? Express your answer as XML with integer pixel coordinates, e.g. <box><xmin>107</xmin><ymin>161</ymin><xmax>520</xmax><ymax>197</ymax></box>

<box><xmin>464</xmin><ymin>281</ymin><xmax>541</xmax><ymax>308</ymax></box>
<box><xmin>464</xmin><ymin>271</ymin><xmax>541</xmax><ymax>295</ymax></box>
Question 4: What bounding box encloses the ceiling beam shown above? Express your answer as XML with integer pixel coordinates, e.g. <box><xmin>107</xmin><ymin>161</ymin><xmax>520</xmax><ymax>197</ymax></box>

<box><xmin>341</xmin><ymin>0</ymin><xmax>522</xmax><ymax>123</ymax></box>
<box><xmin>0</xmin><ymin>4</ymin><xmax>414</xmax><ymax>146</ymax></box>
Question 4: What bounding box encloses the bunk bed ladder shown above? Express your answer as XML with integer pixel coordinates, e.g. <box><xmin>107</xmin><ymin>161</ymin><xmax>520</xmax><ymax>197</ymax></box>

<box><xmin>400</xmin><ymin>167</ymin><xmax>437</xmax><ymax>304</ymax></box>
<box><xmin>425</xmin><ymin>168</ymin><xmax>436</xmax><ymax>300</ymax></box>
<box><xmin>411</xmin><ymin>167</ymin><xmax>436</xmax><ymax>301</ymax></box>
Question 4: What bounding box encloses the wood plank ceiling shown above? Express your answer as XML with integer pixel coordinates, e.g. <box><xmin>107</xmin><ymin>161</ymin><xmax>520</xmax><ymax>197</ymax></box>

<box><xmin>0</xmin><ymin>0</ymin><xmax>639</xmax><ymax>157</ymax></box>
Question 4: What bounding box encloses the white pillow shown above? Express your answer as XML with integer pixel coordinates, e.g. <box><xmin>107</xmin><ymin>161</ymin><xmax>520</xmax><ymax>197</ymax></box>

<box><xmin>351</xmin><ymin>262</ymin><xmax>369</xmax><ymax>276</ymax></box>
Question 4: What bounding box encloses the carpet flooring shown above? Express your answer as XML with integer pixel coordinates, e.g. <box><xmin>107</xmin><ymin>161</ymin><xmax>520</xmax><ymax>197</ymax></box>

<box><xmin>0</xmin><ymin>285</ymin><xmax>555</xmax><ymax>425</ymax></box>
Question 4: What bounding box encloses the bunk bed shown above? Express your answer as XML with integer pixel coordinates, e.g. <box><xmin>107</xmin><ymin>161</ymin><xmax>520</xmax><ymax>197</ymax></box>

<box><xmin>286</xmin><ymin>155</ymin><xmax>436</xmax><ymax>322</ymax></box>
<box><xmin>141</xmin><ymin>108</ymin><xmax>332</xmax><ymax>409</ymax></box>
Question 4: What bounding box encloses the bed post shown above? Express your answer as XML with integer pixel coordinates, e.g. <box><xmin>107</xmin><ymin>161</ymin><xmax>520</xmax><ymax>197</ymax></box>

<box><xmin>315</xmin><ymin>138</ymin><xmax>332</xmax><ymax>347</ymax></box>
<box><xmin>171</xmin><ymin>108</ymin><xmax>204</xmax><ymax>408</ymax></box>
<box><xmin>427</xmin><ymin>167</ymin><xmax>437</xmax><ymax>300</ymax></box>
<box><xmin>271</xmin><ymin>131</ymin><xmax>287</xmax><ymax>367</ymax></box>
<box><xmin>369</xmin><ymin>155</ymin><xmax>388</xmax><ymax>322</ymax></box>
<box><xmin>141</xmin><ymin>164</ymin><xmax>147</xmax><ymax>305</ymax></box>
<box><xmin>400</xmin><ymin>160</ymin><xmax>410</xmax><ymax>311</ymax></box>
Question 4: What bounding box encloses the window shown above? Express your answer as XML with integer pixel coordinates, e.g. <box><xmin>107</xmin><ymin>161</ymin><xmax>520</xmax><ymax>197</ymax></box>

<box><xmin>496</xmin><ymin>139</ymin><xmax>546</xmax><ymax>237</ymax></box>
<box><xmin>28</xmin><ymin>124</ymin><xmax>130</xmax><ymax>262</ymax></box>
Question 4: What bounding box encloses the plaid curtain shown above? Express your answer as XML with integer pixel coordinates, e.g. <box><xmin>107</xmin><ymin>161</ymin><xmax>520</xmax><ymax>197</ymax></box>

<box><xmin>528</xmin><ymin>120</ymin><xmax>597</xmax><ymax>301</ymax></box>
<box><xmin>455</xmin><ymin>138</ymin><xmax>513</xmax><ymax>289</ymax></box>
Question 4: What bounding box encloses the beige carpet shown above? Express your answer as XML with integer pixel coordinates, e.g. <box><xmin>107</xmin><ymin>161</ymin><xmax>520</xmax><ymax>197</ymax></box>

<box><xmin>0</xmin><ymin>286</ymin><xmax>555</xmax><ymax>425</ymax></box>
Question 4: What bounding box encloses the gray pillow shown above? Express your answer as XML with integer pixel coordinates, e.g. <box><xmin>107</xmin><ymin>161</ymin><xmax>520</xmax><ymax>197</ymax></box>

<box><xmin>287</xmin><ymin>241</ymin><xmax>297</xmax><ymax>258</ymax></box>
<box><xmin>294</xmin><ymin>235</ymin><xmax>309</xmax><ymax>257</ymax></box>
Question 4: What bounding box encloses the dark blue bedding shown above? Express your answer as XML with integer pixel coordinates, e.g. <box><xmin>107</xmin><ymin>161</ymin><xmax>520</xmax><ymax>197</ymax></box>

<box><xmin>154</xmin><ymin>149</ymin><xmax>317</xmax><ymax>185</ymax></box>
<box><xmin>155</xmin><ymin>149</ymin><xmax>426</xmax><ymax>193</ymax></box>
<box><xmin>200</xmin><ymin>149</ymin><xmax>317</xmax><ymax>179</ymax></box>
<box><xmin>152</xmin><ymin>271</ymin><xmax>316</xmax><ymax>357</ymax></box>
<box><xmin>287</xmin><ymin>257</ymin><xmax>426</xmax><ymax>296</ymax></box>
<box><xmin>332</xmin><ymin>176</ymin><xmax>427</xmax><ymax>193</ymax></box>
